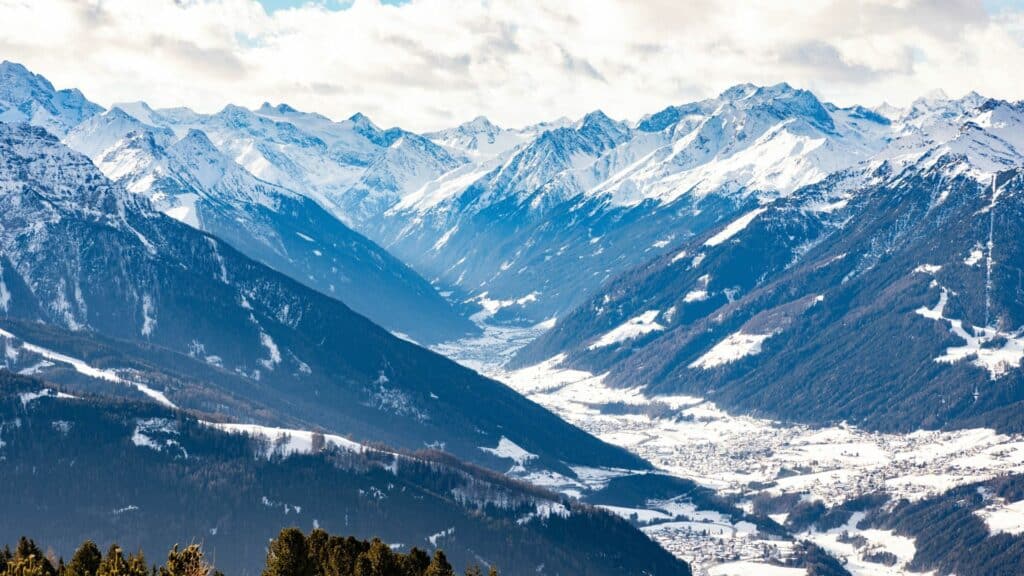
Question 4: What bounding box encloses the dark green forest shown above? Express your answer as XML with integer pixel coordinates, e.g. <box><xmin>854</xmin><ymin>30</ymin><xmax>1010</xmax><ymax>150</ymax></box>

<box><xmin>0</xmin><ymin>371</ymin><xmax>692</xmax><ymax>576</ymax></box>
<box><xmin>0</xmin><ymin>529</ymin><xmax>497</xmax><ymax>576</ymax></box>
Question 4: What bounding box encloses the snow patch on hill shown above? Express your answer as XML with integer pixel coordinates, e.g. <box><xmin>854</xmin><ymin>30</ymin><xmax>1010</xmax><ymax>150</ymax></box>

<box><xmin>915</xmin><ymin>287</ymin><xmax>1024</xmax><ymax>379</ymax></box>
<box><xmin>0</xmin><ymin>261</ymin><xmax>9</xmax><ymax>313</ymax></box>
<box><xmin>704</xmin><ymin>208</ymin><xmax>767</xmax><ymax>247</ymax></box>
<box><xmin>18</xmin><ymin>388</ymin><xmax>74</xmax><ymax>407</ymax></box>
<box><xmin>480</xmin><ymin>436</ymin><xmax>537</xmax><ymax>470</ymax></box>
<box><xmin>0</xmin><ymin>327</ymin><xmax>175</xmax><ymax>408</ymax></box>
<box><xmin>690</xmin><ymin>331</ymin><xmax>772</xmax><ymax>369</ymax></box>
<box><xmin>801</xmin><ymin>511</ymin><xmax>919</xmax><ymax>576</ymax></box>
<box><xmin>588</xmin><ymin>310</ymin><xmax>665</xmax><ymax>349</ymax></box>
<box><xmin>977</xmin><ymin>499</ymin><xmax>1024</xmax><ymax>536</ymax></box>
<box><xmin>209</xmin><ymin>422</ymin><xmax>370</xmax><ymax>459</ymax></box>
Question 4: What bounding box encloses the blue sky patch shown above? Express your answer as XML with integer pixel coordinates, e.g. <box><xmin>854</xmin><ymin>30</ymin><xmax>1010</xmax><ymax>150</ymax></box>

<box><xmin>257</xmin><ymin>0</ymin><xmax>409</xmax><ymax>13</ymax></box>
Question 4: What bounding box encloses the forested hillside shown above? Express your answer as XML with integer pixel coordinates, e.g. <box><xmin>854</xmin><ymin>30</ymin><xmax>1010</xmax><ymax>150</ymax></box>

<box><xmin>0</xmin><ymin>371</ymin><xmax>690</xmax><ymax>576</ymax></box>
<box><xmin>0</xmin><ymin>529</ymin><xmax>495</xmax><ymax>576</ymax></box>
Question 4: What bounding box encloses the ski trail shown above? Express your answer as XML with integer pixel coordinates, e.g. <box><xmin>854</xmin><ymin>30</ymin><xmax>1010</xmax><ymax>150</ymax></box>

<box><xmin>985</xmin><ymin>175</ymin><xmax>1000</xmax><ymax>327</ymax></box>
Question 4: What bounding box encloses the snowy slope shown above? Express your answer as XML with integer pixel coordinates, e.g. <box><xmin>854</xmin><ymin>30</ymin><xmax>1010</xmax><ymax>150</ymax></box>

<box><xmin>0</xmin><ymin>121</ymin><xmax>647</xmax><ymax>475</ymax></box>
<box><xmin>0</xmin><ymin>63</ymin><xmax>477</xmax><ymax>344</ymax></box>
<box><xmin>117</xmin><ymin>101</ymin><xmax>466</xmax><ymax>227</ymax></box>
<box><xmin>371</xmin><ymin>84</ymin><xmax>893</xmax><ymax>324</ymax></box>
<box><xmin>520</xmin><ymin>92</ymin><xmax>1024</xmax><ymax>434</ymax></box>
<box><xmin>425</xmin><ymin>116</ymin><xmax>533</xmax><ymax>160</ymax></box>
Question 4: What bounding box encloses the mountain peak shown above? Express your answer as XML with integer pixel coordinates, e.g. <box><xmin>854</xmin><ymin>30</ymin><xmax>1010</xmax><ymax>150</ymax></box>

<box><xmin>718</xmin><ymin>83</ymin><xmax>759</xmax><ymax>101</ymax></box>
<box><xmin>258</xmin><ymin>101</ymin><xmax>299</xmax><ymax>115</ymax></box>
<box><xmin>763</xmin><ymin>81</ymin><xmax>795</xmax><ymax>93</ymax></box>
<box><xmin>0</xmin><ymin>61</ymin><xmax>57</xmax><ymax>106</ymax></box>
<box><xmin>116</xmin><ymin>100</ymin><xmax>155</xmax><ymax>112</ymax></box>
<box><xmin>110</xmin><ymin>100</ymin><xmax>167</xmax><ymax>127</ymax></box>
<box><xmin>105</xmin><ymin>106</ymin><xmax>140</xmax><ymax>123</ymax></box>
<box><xmin>575</xmin><ymin>109</ymin><xmax>630</xmax><ymax>149</ymax></box>
<box><xmin>346</xmin><ymin>112</ymin><xmax>404</xmax><ymax>146</ymax></box>
<box><xmin>718</xmin><ymin>82</ymin><xmax>806</xmax><ymax>105</ymax></box>
<box><xmin>174</xmin><ymin>128</ymin><xmax>220</xmax><ymax>154</ymax></box>
<box><xmin>464</xmin><ymin>115</ymin><xmax>498</xmax><ymax>131</ymax></box>
<box><xmin>347</xmin><ymin>111</ymin><xmax>376</xmax><ymax>127</ymax></box>
<box><xmin>637</xmin><ymin>105</ymin><xmax>683</xmax><ymax>132</ymax></box>
<box><xmin>874</xmin><ymin>101</ymin><xmax>903</xmax><ymax>121</ymax></box>
<box><xmin>0</xmin><ymin>63</ymin><xmax>100</xmax><ymax>136</ymax></box>
<box><xmin>0</xmin><ymin>60</ymin><xmax>40</xmax><ymax>82</ymax></box>
<box><xmin>215</xmin><ymin>103</ymin><xmax>254</xmax><ymax>121</ymax></box>
<box><xmin>0</xmin><ymin>121</ymin><xmax>142</xmax><ymax>218</ymax></box>
<box><xmin>905</xmin><ymin>90</ymin><xmax>991</xmax><ymax>125</ymax></box>
<box><xmin>579</xmin><ymin>109</ymin><xmax>613</xmax><ymax>126</ymax></box>
<box><xmin>740</xmin><ymin>83</ymin><xmax>835</xmax><ymax>132</ymax></box>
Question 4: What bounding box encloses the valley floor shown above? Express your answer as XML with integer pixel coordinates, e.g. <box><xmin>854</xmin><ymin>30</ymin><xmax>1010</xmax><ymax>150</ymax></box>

<box><xmin>433</xmin><ymin>321</ymin><xmax>1024</xmax><ymax>576</ymax></box>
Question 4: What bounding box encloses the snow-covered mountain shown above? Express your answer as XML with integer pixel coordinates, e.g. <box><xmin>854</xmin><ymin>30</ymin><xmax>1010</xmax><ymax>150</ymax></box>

<box><xmin>590</xmin><ymin>83</ymin><xmax>890</xmax><ymax>206</ymax></box>
<box><xmin>19</xmin><ymin>65</ymin><xmax>903</xmax><ymax>331</ymax></box>
<box><xmin>365</xmin><ymin>83</ymin><xmax>893</xmax><ymax>325</ymax></box>
<box><xmin>0</xmin><ymin>61</ymin><xmax>101</xmax><ymax>136</ymax></box>
<box><xmin>114</xmin><ymin>100</ymin><xmax>466</xmax><ymax>227</ymax></box>
<box><xmin>425</xmin><ymin>115</ymin><xmax>571</xmax><ymax>161</ymax></box>
<box><xmin>517</xmin><ymin>94</ymin><xmax>1024</xmax><ymax>434</ymax></box>
<box><xmin>0</xmin><ymin>62</ymin><xmax>476</xmax><ymax>344</ymax></box>
<box><xmin>0</xmin><ymin>121</ymin><xmax>646</xmax><ymax>475</ymax></box>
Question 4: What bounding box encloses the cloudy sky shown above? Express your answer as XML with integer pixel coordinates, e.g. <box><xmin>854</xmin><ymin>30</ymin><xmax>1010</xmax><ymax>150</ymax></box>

<box><xmin>1</xmin><ymin>0</ymin><xmax>1022</xmax><ymax>131</ymax></box>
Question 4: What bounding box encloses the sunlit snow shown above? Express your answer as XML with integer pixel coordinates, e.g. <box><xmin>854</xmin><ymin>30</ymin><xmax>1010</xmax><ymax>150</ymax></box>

<box><xmin>588</xmin><ymin>310</ymin><xmax>665</xmax><ymax>349</ymax></box>
<box><xmin>689</xmin><ymin>331</ymin><xmax>772</xmax><ymax>369</ymax></box>
<box><xmin>704</xmin><ymin>208</ymin><xmax>767</xmax><ymax>247</ymax></box>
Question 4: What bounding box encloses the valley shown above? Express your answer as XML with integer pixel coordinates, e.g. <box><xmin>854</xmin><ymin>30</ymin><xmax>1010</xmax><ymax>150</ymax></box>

<box><xmin>434</xmin><ymin>320</ymin><xmax>1024</xmax><ymax>575</ymax></box>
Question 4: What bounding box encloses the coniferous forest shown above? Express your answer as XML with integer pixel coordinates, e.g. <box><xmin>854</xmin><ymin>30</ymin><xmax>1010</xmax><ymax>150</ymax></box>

<box><xmin>0</xmin><ymin>529</ymin><xmax>497</xmax><ymax>576</ymax></box>
<box><xmin>0</xmin><ymin>372</ymin><xmax>692</xmax><ymax>576</ymax></box>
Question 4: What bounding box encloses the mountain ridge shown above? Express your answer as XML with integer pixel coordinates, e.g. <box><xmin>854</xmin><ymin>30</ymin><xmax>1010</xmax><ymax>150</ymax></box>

<box><xmin>0</xmin><ymin>61</ymin><xmax>476</xmax><ymax>344</ymax></box>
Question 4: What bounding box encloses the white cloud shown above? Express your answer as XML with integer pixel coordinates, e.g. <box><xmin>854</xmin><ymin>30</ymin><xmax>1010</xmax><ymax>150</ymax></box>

<box><xmin>0</xmin><ymin>0</ymin><xmax>1022</xmax><ymax>131</ymax></box>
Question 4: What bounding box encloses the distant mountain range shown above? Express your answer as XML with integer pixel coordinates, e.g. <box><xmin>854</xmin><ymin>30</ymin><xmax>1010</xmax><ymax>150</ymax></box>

<box><xmin>0</xmin><ymin>61</ymin><xmax>474</xmax><ymax>345</ymax></box>
<box><xmin>517</xmin><ymin>92</ymin><xmax>1024</xmax><ymax>434</ymax></box>
<box><xmin>0</xmin><ymin>120</ymin><xmax>644</xmax><ymax>477</ymax></box>
<box><xmin>367</xmin><ymin>83</ymin><xmax>895</xmax><ymax>324</ymax></box>
<box><xmin>6</xmin><ymin>58</ymin><xmax>1024</xmax><ymax>435</ymax></box>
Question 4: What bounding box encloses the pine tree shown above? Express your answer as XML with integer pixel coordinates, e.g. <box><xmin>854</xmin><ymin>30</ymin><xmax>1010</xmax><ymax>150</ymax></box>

<box><xmin>158</xmin><ymin>545</ymin><xmax>210</xmax><ymax>576</ymax></box>
<box><xmin>362</xmin><ymin>541</ymin><xmax>397</xmax><ymax>576</ymax></box>
<box><xmin>400</xmin><ymin>549</ymin><xmax>429</xmax><ymax>576</ymax></box>
<box><xmin>310</xmin><ymin>433</ymin><xmax>326</xmax><ymax>454</ymax></box>
<box><xmin>95</xmin><ymin>546</ymin><xmax>146</xmax><ymax>576</ymax></box>
<box><xmin>423</xmin><ymin>551</ymin><xmax>454</xmax><ymax>576</ymax></box>
<box><xmin>2</xmin><ymin>535</ymin><xmax>497</xmax><ymax>576</ymax></box>
<box><xmin>123</xmin><ymin>551</ymin><xmax>147</xmax><ymax>576</ymax></box>
<box><xmin>10</xmin><ymin>538</ymin><xmax>55</xmax><ymax>576</ymax></box>
<box><xmin>4</xmin><ymin>555</ymin><xmax>50</xmax><ymax>576</ymax></box>
<box><xmin>306</xmin><ymin>529</ymin><xmax>329</xmax><ymax>576</ymax></box>
<box><xmin>66</xmin><ymin>542</ymin><xmax>102</xmax><ymax>576</ymax></box>
<box><xmin>351</xmin><ymin>556</ymin><xmax>374</xmax><ymax>576</ymax></box>
<box><xmin>263</xmin><ymin>529</ymin><xmax>313</xmax><ymax>576</ymax></box>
